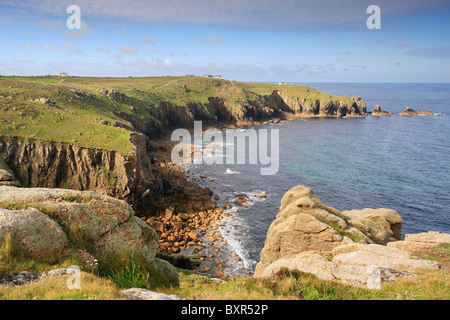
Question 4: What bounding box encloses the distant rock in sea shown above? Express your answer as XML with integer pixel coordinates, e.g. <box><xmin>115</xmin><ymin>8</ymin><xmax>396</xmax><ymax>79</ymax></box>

<box><xmin>254</xmin><ymin>185</ymin><xmax>448</xmax><ymax>289</ymax></box>
<box><xmin>371</xmin><ymin>105</ymin><xmax>393</xmax><ymax>117</ymax></box>
<box><xmin>399</xmin><ymin>107</ymin><xmax>441</xmax><ymax>116</ymax></box>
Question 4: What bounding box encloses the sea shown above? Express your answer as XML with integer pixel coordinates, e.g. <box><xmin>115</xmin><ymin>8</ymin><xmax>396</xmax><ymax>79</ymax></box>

<box><xmin>183</xmin><ymin>82</ymin><xmax>450</xmax><ymax>276</ymax></box>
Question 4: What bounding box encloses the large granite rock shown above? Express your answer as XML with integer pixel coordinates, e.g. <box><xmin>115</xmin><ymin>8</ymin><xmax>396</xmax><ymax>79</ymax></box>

<box><xmin>254</xmin><ymin>185</ymin><xmax>447</xmax><ymax>289</ymax></box>
<box><xmin>341</xmin><ymin>208</ymin><xmax>402</xmax><ymax>244</ymax></box>
<box><xmin>387</xmin><ymin>231</ymin><xmax>450</xmax><ymax>253</ymax></box>
<box><xmin>0</xmin><ymin>207</ymin><xmax>68</xmax><ymax>263</ymax></box>
<box><xmin>0</xmin><ymin>186</ymin><xmax>179</xmax><ymax>287</ymax></box>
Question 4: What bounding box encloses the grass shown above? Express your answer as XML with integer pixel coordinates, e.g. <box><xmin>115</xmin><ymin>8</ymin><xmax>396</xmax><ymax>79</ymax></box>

<box><xmin>0</xmin><ymin>233</ymin><xmax>80</xmax><ymax>279</ymax></box>
<box><xmin>0</xmin><ymin>272</ymin><xmax>123</xmax><ymax>300</ymax></box>
<box><xmin>0</xmin><ymin>242</ymin><xmax>448</xmax><ymax>300</ymax></box>
<box><xmin>96</xmin><ymin>254</ymin><xmax>178</xmax><ymax>290</ymax></box>
<box><xmin>329</xmin><ymin>222</ymin><xmax>364</xmax><ymax>243</ymax></box>
<box><xmin>158</xmin><ymin>264</ymin><xmax>449</xmax><ymax>300</ymax></box>
<box><xmin>158</xmin><ymin>244</ymin><xmax>450</xmax><ymax>300</ymax></box>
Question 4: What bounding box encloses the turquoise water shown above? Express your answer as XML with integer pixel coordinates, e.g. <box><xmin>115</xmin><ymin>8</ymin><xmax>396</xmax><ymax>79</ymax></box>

<box><xmin>186</xmin><ymin>83</ymin><xmax>450</xmax><ymax>274</ymax></box>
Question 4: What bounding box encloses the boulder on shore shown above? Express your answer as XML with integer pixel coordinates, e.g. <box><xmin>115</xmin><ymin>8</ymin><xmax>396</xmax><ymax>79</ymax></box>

<box><xmin>254</xmin><ymin>185</ymin><xmax>448</xmax><ymax>289</ymax></box>
<box><xmin>0</xmin><ymin>186</ymin><xmax>179</xmax><ymax>287</ymax></box>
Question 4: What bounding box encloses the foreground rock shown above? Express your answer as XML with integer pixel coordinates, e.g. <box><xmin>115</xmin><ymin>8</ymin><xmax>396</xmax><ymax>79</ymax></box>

<box><xmin>0</xmin><ymin>186</ymin><xmax>179</xmax><ymax>287</ymax></box>
<box><xmin>254</xmin><ymin>185</ymin><xmax>447</xmax><ymax>289</ymax></box>
<box><xmin>371</xmin><ymin>105</ymin><xmax>392</xmax><ymax>117</ymax></box>
<box><xmin>0</xmin><ymin>268</ymin><xmax>74</xmax><ymax>287</ymax></box>
<box><xmin>122</xmin><ymin>288</ymin><xmax>186</xmax><ymax>300</ymax></box>
<box><xmin>387</xmin><ymin>231</ymin><xmax>450</xmax><ymax>253</ymax></box>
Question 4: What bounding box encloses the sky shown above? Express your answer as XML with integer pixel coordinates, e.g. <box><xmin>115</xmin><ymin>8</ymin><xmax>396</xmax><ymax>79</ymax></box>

<box><xmin>0</xmin><ymin>0</ymin><xmax>449</xmax><ymax>82</ymax></box>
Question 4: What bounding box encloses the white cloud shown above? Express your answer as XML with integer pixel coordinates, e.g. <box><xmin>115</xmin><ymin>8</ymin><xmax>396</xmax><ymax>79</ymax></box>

<box><xmin>202</xmin><ymin>36</ymin><xmax>222</xmax><ymax>45</ymax></box>
<box><xmin>98</xmin><ymin>46</ymin><xmax>110</xmax><ymax>53</ymax></box>
<box><xmin>62</xmin><ymin>43</ymin><xmax>82</xmax><ymax>53</ymax></box>
<box><xmin>38</xmin><ymin>19</ymin><xmax>61</xmax><ymax>29</ymax></box>
<box><xmin>399</xmin><ymin>40</ymin><xmax>410</xmax><ymax>47</ymax></box>
<box><xmin>41</xmin><ymin>43</ymin><xmax>52</xmax><ymax>50</ymax></box>
<box><xmin>14</xmin><ymin>42</ymin><xmax>34</xmax><ymax>48</ymax></box>
<box><xmin>141</xmin><ymin>38</ymin><xmax>155</xmax><ymax>45</ymax></box>
<box><xmin>163</xmin><ymin>59</ymin><xmax>173</xmax><ymax>67</ymax></box>
<box><xmin>4</xmin><ymin>0</ymin><xmax>448</xmax><ymax>29</ymax></box>
<box><xmin>120</xmin><ymin>45</ymin><xmax>138</xmax><ymax>55</ymax></box>
<box><xmin>62</xmin><ymin>21</ymin><xmax>93</xmax><ymax>40</ymax></box>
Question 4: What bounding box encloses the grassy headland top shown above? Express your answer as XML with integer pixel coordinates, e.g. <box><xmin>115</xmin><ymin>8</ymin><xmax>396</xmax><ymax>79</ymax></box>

<box><xmin>0</xmin><ymin>76</ymin><xmax>362</xmax><ymax>154</ymax></box>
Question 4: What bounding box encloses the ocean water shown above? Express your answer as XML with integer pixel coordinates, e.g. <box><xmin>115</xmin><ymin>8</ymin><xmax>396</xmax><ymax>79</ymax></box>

<box><xmin>184</xmin><ymin>83</ymin><xmax>450</xmax><ymax>275</ymax></box>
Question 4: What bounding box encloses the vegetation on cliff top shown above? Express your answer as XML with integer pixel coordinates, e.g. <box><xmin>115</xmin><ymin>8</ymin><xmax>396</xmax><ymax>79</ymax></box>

<box><xmin>0</xmin><ymin>76</ymin><xmax>358</xmax><ymax>154</ymax></box>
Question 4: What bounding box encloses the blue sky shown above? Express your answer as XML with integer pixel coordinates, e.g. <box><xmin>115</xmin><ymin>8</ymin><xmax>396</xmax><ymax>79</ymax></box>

<box><xmin>0</xmin><ymin>0</ymin><xmax>449</xmax><ymax>82</ymax></box>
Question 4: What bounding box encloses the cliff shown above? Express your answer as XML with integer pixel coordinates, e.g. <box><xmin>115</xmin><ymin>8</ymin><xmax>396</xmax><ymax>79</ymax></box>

<box><xmin>0</xmin><ymin>76</ymin><xmax>367</xmax><ymax>214</ymax></box>
<box><xmin>0</xmin><ymin>133</ymin><xmax>162</xmax><ymax>215</ymax></box>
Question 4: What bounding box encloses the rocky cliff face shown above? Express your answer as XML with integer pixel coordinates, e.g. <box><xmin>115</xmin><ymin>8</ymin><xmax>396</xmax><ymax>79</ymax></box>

<box><xmin>254</xmin><ymin>185</ymin><xmax>448</xmax><ymax>289</ymax></box>
<box><xmin>0</xmin><ymin>84</ymin><xmax>367</xmax><ymax>217</ymax></box>
<box><xmin>0</xmin><ymin>133</ymin><xmax>164</xmax><ymax>215</ymax></box>
<box><xmin>114</xmin><ymin>90</ymin><xmax>367</xmax><ymax>139</ymax></box>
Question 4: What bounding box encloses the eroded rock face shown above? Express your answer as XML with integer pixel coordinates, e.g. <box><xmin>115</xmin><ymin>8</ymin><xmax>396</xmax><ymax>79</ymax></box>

<box><xmin>254</xmin><ymin>185</ymin><xmax>447</xmax><ymax>289</ymax></box>
<box><xmin>0</xmin><ymin>133</ymin><xmax>165</xmax><ymax>216</ymax></box>
<box><xmin>0</xmin><ymin>159</ymin><xmax>20</xmax><ymax>187</ymax></box>
<box><xmin>0</xmin><ymin>186</ymin><xmax>179</xmax><ymax>287</ymax></box>
<box><xmin>341</xmin><ymin>208</ymin><xmax>402</xmax><ymax>244</ymax></box>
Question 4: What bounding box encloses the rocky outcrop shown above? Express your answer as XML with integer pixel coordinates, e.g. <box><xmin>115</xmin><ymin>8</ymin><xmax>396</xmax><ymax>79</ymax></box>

<box><xmin>387</xmin><ymin>231</ymin><xmax>450</xmax><ymax>253</ymax></box>
<box><xmin>0</xmin><ymin>186</ymin><xmax>179</xmax><ymax>287</ymax></box>
<box><xmin>254</xmin><ymin>185</ymin><xmax>447</xmax><ymax>289</ymax></box>
<box><xmin>399</xmin><ymin>107</ymin><xmax>436</xmax><ymax>116</ymax></box>
<box><xmin>0</xmin><ymin>268</ymin><xmax>76</xmax><ymax>287</ymax></box>
<box><xmin>122</xmin><ymin>288</ymin><xmax>186</xmax><ymax>300</ymax></box>
<box><xmin>371</xmin><ymin>105</ymin><xmax>392</xmax><ymax>117</ymax></box>
<box><xmin>341</xmin><ymin>208</ymin><xmax>402</xmax><ymax>244</ymax></box>
<box><xmin>0</xmin><ymin>159</ymin><xmax>20</xmax><ymax>187</ymax></box>
<box><xmin>0</xmin><ymin>133</ymin><xmax>165</xmax><ymax>215</ymax></box>
<box><xmin>270</xmin><ymin>91</ymin><xmax>367</xmax><ymax>118</ymax></box>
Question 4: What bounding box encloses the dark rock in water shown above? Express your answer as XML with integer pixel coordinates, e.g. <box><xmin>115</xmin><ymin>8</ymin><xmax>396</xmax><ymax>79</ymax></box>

<box><xmin>399</xmin><ymin>107</ymin><xmax>434</xmax><ymax>116</ymax></box>
<box><xmin>372</xmin><ymin>105</ymin><xmax>393</xmax><ymax>117</ymax></box>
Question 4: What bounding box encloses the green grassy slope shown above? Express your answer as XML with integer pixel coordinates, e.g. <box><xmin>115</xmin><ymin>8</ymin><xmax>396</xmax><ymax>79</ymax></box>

<box><xmin>0</xmin><ymin>76</ymin><xmax>357</xmax><ymax>154</ymax></box>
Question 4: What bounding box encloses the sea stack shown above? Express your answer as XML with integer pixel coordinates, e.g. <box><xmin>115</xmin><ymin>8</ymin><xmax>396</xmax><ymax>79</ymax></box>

<box><xmin>371</xmin><ymin>105</ymin><xmax>393</xmax><ymax>116</ymax></box>
<box><xmin>399</xmin><ymin>107</ymin><xmax>435</xmax><ymax>116</ymax></box>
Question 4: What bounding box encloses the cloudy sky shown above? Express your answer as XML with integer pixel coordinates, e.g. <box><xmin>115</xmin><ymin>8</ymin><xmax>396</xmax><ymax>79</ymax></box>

<box><xmin>1</xmin><ymin>0</ymin><xmax>449</xmax><ymax>82</ymax></box>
